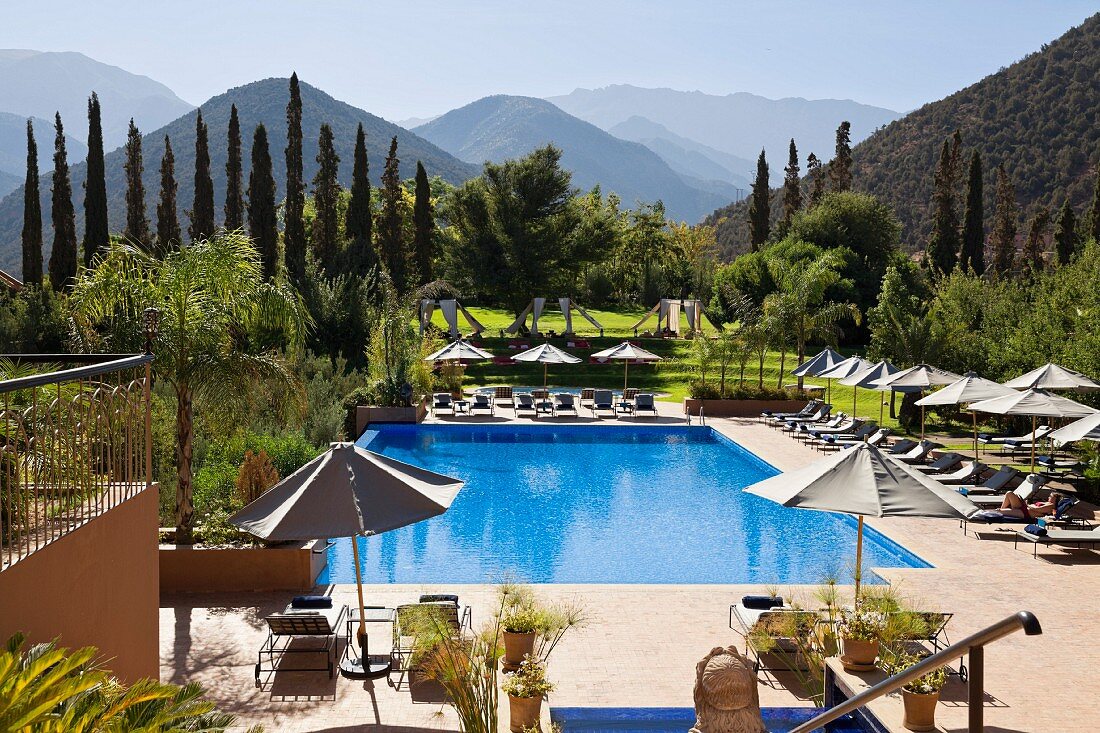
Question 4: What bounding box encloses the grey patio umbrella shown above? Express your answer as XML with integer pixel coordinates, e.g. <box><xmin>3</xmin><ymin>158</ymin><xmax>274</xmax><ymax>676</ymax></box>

<box><xmin>872</xmin><ymin>364</ymin><xmax>963</xmax><ymax>438</ymax></box>
<box><xmin>1002</xmin><ymin>362</ymin><xmax>1100</xmax><ymax>391</ymax></box>
<box><xmin>968</xmin><ymin>389</ymin><xmax>1098</xmax><ymax>472</ymax></box>
<box><xmin>839</xmin><ymin>360</ymin><xmax>899</xmax><ymax>422</ymax></box>
<box><xmin>744</xmin><ymin>442</ymin><xmax>979</xmax><ymax>600</ymax></box>
<box><xmin>1047</xmin><ymin>412</ymin><xmax>1100</xmax><ymax>446</ymax></box>
<box><xmin>591</xmin><ymin>341</ymin><xmax>662</xmax><ymax>390</ymax></box>
<box><xmin>791</xmin><ymin>347</ymin><xmax>846</xmax><ymax>377</ymax></box>
<box><xmin>424</xmin><ymin>338</ymin><xmax>494</xmax><ymax>363</ymax></box>
<box><xmin>512</xmin><ymin>342</ymin><xmax>582</xmax><ymax>387</ymax></box>
<box><xmin>915</xmin><ymin>372</ymin><xmax>1016</xmax><ymax>456</ymax></box>
<box><xmin>816</xmin><ymin>356</ymin><xmax>874</xmax><ymax>407</ymax></box>
<box><xmin>230</xmin><ymin>442</ymin><xmax>463</xmax><ymax>676</ymax></box>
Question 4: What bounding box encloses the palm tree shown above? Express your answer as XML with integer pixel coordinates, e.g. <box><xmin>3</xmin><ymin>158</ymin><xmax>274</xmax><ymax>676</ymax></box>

<box><xmin>764</xmin><ymin>250</ymin><xmax>860</xmax><ymax>389</ymax></box>
<box><xmin>69</xmin><ymin>232</ymin><xmax>307</xmax><ymax>543</ymax></box>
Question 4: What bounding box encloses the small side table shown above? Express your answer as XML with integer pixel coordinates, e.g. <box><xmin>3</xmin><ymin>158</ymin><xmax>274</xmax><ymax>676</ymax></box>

<box><xmin>340</xmin><ymin>606</ymin><xmax>395</xmax><ymax>678</ymax></box>
<box><xmin>453</xmin><ymin>400</ymin><xmax>470</xmax><ymax>415</ymax></box>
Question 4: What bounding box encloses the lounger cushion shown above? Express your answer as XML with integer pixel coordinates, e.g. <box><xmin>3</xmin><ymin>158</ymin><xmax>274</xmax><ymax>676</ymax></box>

<box><xmin>742</xmin><ymin>595</ymin><xmax>784</xmax><ymax>610</ymax></box>
<box><xmin>1024</xmin><ymin>524</ymin><xmax>1047</xmax><ymax>536</ymax></box>
<box><xmin>292</xmin><ymin>595</ymin><xmax>333</xmax><ymax>609</ymax></box>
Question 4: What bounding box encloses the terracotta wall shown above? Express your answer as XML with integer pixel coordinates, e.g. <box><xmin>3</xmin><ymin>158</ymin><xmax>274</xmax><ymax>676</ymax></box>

<box><xmin>160</xmin><ymin>539</ymin><xmax>325</xmax><ymax>592</ymax></box>
<box><xmin>0</xmin><ymin>486</ymin><xmax>160</xmax><ymax>682</ymax></box>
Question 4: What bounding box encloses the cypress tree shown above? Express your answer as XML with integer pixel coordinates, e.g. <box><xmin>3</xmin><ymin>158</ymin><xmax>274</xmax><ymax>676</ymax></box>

<box><xmin>48</xmin><ymin>113</ymin><xmax>77</xmax><ymax>290</ymax></box>
<box><xmin>1052</xmin><ymin>200</ymin><xmax>1078</xmax><ymax>266</ymax></box>
<box><xmin>1019</xmin><ymin>207</ymin><xmax>1049</xmax><ymax>274</ymax></box>
<box><xmin>247</xmin><ymin>124</ymin><xmax>278</xmax><ymax>280</ymax></box>
<box><xmin>960</xmin><ymin>151</ymin><xmax>984</xmax><ymax>275</ymax></box>
<box><xmin>82</xmin><ymin>92</ymin><xmax>108</xmax><ymax>267</ymax></box>
<box><xmin>828</xmin><ymin>121</ymin><xmax>853</xmax><ymax>192</ymax></box>
<box><xmin>21</xmin><ymin>119</ymin><xmax>42</xmax><ymax>286</ymax></box>
<box><xmin>413</xmin><ymin>161</ymin><xmax>435</xmax><ymax>285</ymax></box>
<box><xmin>378</xmin><ymin>136</ymin><xmax>411</xmax><ymax>292</ymax></box>
<box><xmin>781</xmin><ymin>139</ymin><xmax>802</xmax><ymax>228</ymax></box>
<box><xmin>224</xmin><ymin>104</ymin><xmax>244</xmax><ymax>231</ymax></box>
<box><xmin>925</xmin><ymin>138</ymin><xmax>960</xmax><ymax>276</ymax></box>
<box><xmin>189</xmin><ymin>110</ymin><xmax>215</xmax><ymax>242</ymax></box>
<box><xmin>156</xmin><ymin>135</ymin><xmax>181</xmax><ymax>256</ymax></box>
<box><xmin>747</xmin><ymin>149</ymin><xmax>770</xmax><ymax>251</ymax></box>
<box><xmin>123</xmin><ymin>118</ymin><xmax>149</xmax><ymax>245</ymax></box>
<box><xmin>806</xmin><ymin>153</ymin><xmax>825</xmax><ymax>208</ymax></box>
<box><xmin>284</xmin><ymin>73</ymin><xmax>306</xmax><ymax>284</ymax></box>
<box><xmin>989</xmin><ymin>164</ymin><xmax>1018</xmax><ymax>278</ymax></box>
<box><xmin>310</xmin><ymin>123</ymin><xmax>341</xmax><ymax>269</ymax></box>
<box><xmin>1087</xmin><ymin>160</ymin><xmax>1100</xmax><ymax>243</ymax></box>
<box><xmin>345</xmin><ymin>122</ymin><xmax>376</xmax><ymax>276</ymax></box>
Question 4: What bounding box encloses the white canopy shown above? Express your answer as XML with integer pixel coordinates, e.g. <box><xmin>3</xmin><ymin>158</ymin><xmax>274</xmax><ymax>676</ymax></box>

<box><xmin>968</xmin><ymin>388</ymin><xmax>1097</xmax><ymax>419</ymax></box>
<box><xmin>791</xmin><ymin>348</ymin><xmax>846</xmax><ymax>378</ymax></box>
<box><xmin>1002</xmin><ymin>362</ymin><xmax>1100</xmax><ymax>392</ymax></box>
<box><xmin>512</xmin><ymin>343</ymin><xmax>582</xmax><ymax>365</ymax></box>
<box><xmin>914</xmin><ymin>373</ymin><xmax>1016</xmax><ymax>406</ymax></box>
<box><xmin>504</xmin><ymin>297</ymin><xmax>603</xmax><ymax>336</ymax></box>
<box><xmin>591</xmin><ymin>341</ymin><xmax>663</xmax><ymax>390</ymax></box>
<box><xmin>424</xmin><ymin>339</ymin><xmax>493</xmax><ymax>363</ymax></box>
<box><xmin>817</xmin><ymin>356</ymin><xmax>874</xmax><ymax>380</ymax></box>
<box><xmin>873</xmin><ymin>363</ymin><xmax>962</xmax><ymax>389</ymax></box>
<box><xmin>419</xmin><ymin>299</ymin><xmax>486</xmax><ymax>339</ymax></box>
<box><xmin>840</xmin><ymin>360</ymin><xmax>899</xmax><ymax>389</ymax></box>
<box><xmin>630</xmin><ymin>298</ymin><xmax>705</xmax><ymax>336</ymax></box>
<box><xmin>1048</xmin><ymin>412</ymin><xmax>1100</xmax><ymax>446</ymax></box>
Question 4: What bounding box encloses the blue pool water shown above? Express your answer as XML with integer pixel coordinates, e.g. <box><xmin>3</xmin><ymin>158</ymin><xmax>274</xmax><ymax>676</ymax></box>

<box><xmin>551</xmin><ymin>707</ymin><xmax>870</xmax><ymax>733</ymax></box>
<box><xmin>318</xmin><ymin>424</ymin><xmax>930</xmax><ymax>584</ymax></box>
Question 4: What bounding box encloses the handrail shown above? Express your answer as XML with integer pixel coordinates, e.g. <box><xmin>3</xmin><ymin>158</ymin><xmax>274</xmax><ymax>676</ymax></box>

<box><xmin>790</xmin><ymin>611</ymin><xmax>1042</xmax><ymax>733</ymax></box>
<box><xmin>0</xmin><ymin>354</ymin><xmax>154</xmax><ymax>393</ymax></box>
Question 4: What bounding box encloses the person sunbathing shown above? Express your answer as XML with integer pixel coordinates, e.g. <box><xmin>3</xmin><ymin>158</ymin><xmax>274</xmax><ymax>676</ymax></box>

<box><xmin>997</xmin><ymin>491</ymin><xmax>1064</xmax><ymax>520</ymax></box>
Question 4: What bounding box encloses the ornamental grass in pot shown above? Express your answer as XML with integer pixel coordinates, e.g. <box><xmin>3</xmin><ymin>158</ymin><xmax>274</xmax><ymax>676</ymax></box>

<box><xmin>503</xmin><ymin>657</ymin><xmax>554</xmax><ymax>733</ymax></box>
<box><xmin>836</xmin><ymin>608</ymin><xmax>887</xmax><ymax>671</ymax></box>
<box><xmin>882</xmin><ymin>653</ymin><xmax>949</xmax><ymax>732</ymax></box>
<box><xmin>501</xmin><ymin>607</ymin><xmax>541</xmax><ymax>672</ymax></box>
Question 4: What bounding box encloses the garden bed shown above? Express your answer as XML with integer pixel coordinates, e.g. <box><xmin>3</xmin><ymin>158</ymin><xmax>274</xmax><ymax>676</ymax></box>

<box><xmin>159</xmin><ymin>539</ymin><xmax>326</xmax><ymax>593</ymax></box>
<box><xmin>354</xmin><ymin>402</ymin><xmax>427</xmax><ymax>436</ymax></box>
<box><xmin>683</xmin><ymin>398</ymin><xmax>807</xmax><ymax>418</ymax></box>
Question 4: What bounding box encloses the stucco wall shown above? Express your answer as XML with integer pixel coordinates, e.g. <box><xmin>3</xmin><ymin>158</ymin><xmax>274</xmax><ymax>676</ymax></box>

<box><xmin>159</xmin><ymin>539</ymin><xmax>325</xmax><ymax>592</ymax></box>
<box><xmin>0</xmin><ymin>486</ymin><xmax>160</xmax><ymax>682</ymax></box>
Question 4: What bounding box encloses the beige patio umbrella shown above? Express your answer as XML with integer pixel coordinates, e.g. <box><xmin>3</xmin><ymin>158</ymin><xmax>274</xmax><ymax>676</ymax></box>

<box><xmin>915</xmin><ymin>373</ymin><xmax>1016</xmax><ymax>457</ymax></box>
<box><xmin>968</xmin><ymin>389</ymin><xmax>1098</xmax><ymax>472</ymax></box>
<box><xmin>424</xmin><ymin>338</ymin><xmax>493</xmax><ymax>363</ymax></box>
<box><xmin>744</xmin><ymin>442</ymin><xmax>979</xmax><ymax>600</ymax></box>
<box><xmin>591</xmin><ymin>341</ymin><xmax>662</xmax><ymax>390</ymax></box>
<box><xmin>230</xmin><ymin>442</ymin><xmax>463</xmax><ymax>677</ymax></box>
<box><xmin>872</xmin><ymin>364</ymin><xmax>962</xmax><ymax>439</ymax></box>
<box><xmin>1002</xmin><ymin>362</ymin><xmax>1100</xmax><ymax>391</ymax></box>
<box><xmin>839</xmin><ymin>360</ymin><xmax>899</xmax><ymax>422</ymax></box>
<box><xmin>512</xmin><ymin>342</ymin><xmax>582</xmax><ymax>387</ymax></box>
<box><xmin>817</xmin><ymin>356</ymin><xmax>873</xmax><ymax>408</ymax></box>
<box><xmin>792</xmin><ymin>347</ymin><xmax>846</xmax><ymax>402</ymax></box>
<box><xmin>1048</xmin><ymin>411</ymin><xmax>1100</xmax><ymax>446</ymax></box>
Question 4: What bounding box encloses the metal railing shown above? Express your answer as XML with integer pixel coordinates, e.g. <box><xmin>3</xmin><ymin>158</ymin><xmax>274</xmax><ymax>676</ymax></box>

<box><xmin>1</xmin><ymin>353</ymin><xmax>154</xmax><ymax>570</ymax></box>
<box><xmin>790</xmin><ymin>610</ymin><xmax>1042</xmax><ymax>733</ymax></box>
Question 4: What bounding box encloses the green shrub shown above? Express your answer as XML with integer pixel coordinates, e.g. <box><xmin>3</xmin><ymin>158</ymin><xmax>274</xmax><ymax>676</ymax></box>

<box><xmin>343</xmin><ymin>386</ymin><xmax>375</xmax><ymax>441</ymax></box>
<box><xmin>194</xmin><ymin>508</ymin><xmax>248</xmax><ymax>546</ymax></box>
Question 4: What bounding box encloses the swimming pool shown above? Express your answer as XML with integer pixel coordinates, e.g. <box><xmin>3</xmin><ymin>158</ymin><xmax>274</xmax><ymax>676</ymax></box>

<box><xmin>551</xmin><ymin>707</ymin><xmax>876</xmax><ymax>733</ymax></box>
<box><xmin>318</xmin><ymin>424</ymin><xmax>929</xmax><ymax>584</ymax></box>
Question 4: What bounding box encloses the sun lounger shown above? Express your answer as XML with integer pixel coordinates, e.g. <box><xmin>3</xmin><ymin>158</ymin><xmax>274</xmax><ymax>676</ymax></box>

<box><xmin>729</xmin><ymin>602</ymin><xmax>819</xmax><ymax>673</ymax></box>
<box><xmin>936</xmin><ymin>460</ymin><xmax>987</xmax><ymax>485</ymax></box>
<box><xmin>579</xmin><ymin>388</ymin><xmax>596</xmax><ymax>409</ymax></box>
<box><xmin>805</xmin><ymin>418</ymin><xmax>866</xmax><ymax>442</ymax></box>
<box><xmin>967</xmin><ymin>474</ymin><xmax>1046</xmax><ymax>508</ymax></box>
<box><xmin>978</xmin><ymin>424</ymin><xmax>1053</xmax><ymax>449</ymax></box>
<box><xmin>256</xmin><ymin>602</ymin><xmax>348</xmax><ymax>688</ymax></box>
<box><xmin>914</xmin><ymin>452</ymin><xmax>965</xmax><ymax>474</ymax></box>
<box><xmin>1003</xmin><ymin>425</ymin><xmax>1055</xmax><ymax>453</ymax></box>
<box><xmin>633</xmin><ymin>393</ymin><xmax>658</xmax><ymax>418</ymax></box>
<box><xmin>780</xmin><ymin>405</ymin><xmax>833</xmax><ymax>432</ymax></box>
<box><xmin>769</xmin><ymin>402</ymin><xmax>829</xmax><ymax>429</ymax></box>
<box><xmin>494</xmin><ymin>386</ymin><xmax>514</xmax><ymax>406</ymax></box>
<box><xmin>894</xmin><ymin>440</ymin><xmax>940</xmax><ymax>464</ymax></box>
<box><xmin>391</xmin><ymin>596</ymin><xmax>472</xmax><ymax>686</ymax></box>
<box><xmin>469</xmin><ymin>393</ymin><xmax>494</xmax><ymax>415</ymax></box>
<box><xmin>792</xmin><ymin>414</ymin><xmax>849</xmax><ymax>441</ymax></box>
<box><xmin>1014</xmin><ymin>526</ymin><xmax>1100</xmax><ymax>558</ymax></box>
<box><xmin>762</xmin><ymin>400</ymin><xmax>820</xmax><ymax>425</ymax></box>
<box><xmin>821</xmin><ymin>427</ymin><xmax>891</xmax><ymax>452</ymax></box>
<box><xmin>553</xmin><ymin>393</ymin><xmax>579</xmax><ymax>416</ymax></box>
<box><xmin>887</xmin><ymin>438</ymin><xmax>919</xmax><ymax>455</ymax></box>
<box><xmin>956</xmin><ymin>465</ymin><xmax>1021</xmax><ymax>495</ymax></box>
<box><xmin>592</xmin><ymin>389</ymin><xmax>616</xmax><ymax>418</ymax></box>
<box><xmin>432</xmin><ymin>393</ymin><xmax>454</xmax><ymax>415</ymax></box>
<box><xmin>514</xmin><ymin>393</ymin><xmax>536</xmax><ymax>415</ymax></box>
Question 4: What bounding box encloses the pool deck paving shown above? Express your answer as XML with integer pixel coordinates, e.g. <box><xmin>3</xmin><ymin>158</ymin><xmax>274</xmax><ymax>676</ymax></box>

<box><xmin>161</xmin><ymin>402</ymin><xmax>1100</xmax><ymax>732</ymax></box>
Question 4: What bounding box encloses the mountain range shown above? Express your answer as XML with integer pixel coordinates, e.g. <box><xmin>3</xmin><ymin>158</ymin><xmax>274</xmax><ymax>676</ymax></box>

<box><xmin>0</xmin><ymin>78</ymin><xmax>478</xmax><ymax>271</ymax></box>
<box><xmin>413</xmin><ymin>95</ymin><xmax>737</xmax><ymax>221</ymax></box>
<box><xmin>706</xmin><ymin>12</ymin><xmax>1100</xmax><ymax>255</ymax></box>
<box><xmin>0</xmin><ymin>50</ymin><xmax>194</xmax><ymax>150</ymax></box>
<box><xmin>0</xmin><ymin>112</ymin><xmax>88</xmax><ymax>199</ymax></box>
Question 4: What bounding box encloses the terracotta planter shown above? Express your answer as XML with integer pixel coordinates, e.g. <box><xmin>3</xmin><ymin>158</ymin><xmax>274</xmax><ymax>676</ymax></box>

<box><xmin>901</xmin><ymin>689</ymin><xmax>940</xmax><ymax>731</ymax></box>
<box><xmin>508</xmin><ymin>694</ymin><xmax>543</xmax><ymax>733</ymax></box>
<box><xmin>839</xmin><ymin>637</ymin><xmax>879</xmax><ymax>671</ymax></box>
<box><xmin>502</xmin><ymin>630</ymin><xmax>537</xmax><ymax>672</ymax></box>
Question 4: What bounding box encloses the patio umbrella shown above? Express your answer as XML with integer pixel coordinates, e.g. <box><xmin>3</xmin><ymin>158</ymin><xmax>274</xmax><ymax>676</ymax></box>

<box><xmin>838</xmin><ymin>360</ymin><xmax>899</xmax><ymax>422</ymax></box>
<box><xmin>1048</xmin><ymin>412</ymin><xmax>1100</xmax><ymax>446</ymax></box>
<box><xmin>512</xmin><ymin>342</ymin><xmax>582</xmax><ymax>387</ymax></box>
<box><xmin>816</xmin><ymin>356</ymin><xmax>873</xmax><ymax>408</ymax></box>
<box><xmin>743</xmin><ymin>442</ymin><xmax>979</xmax><ymax>600</ymax></box>
<box><xmin>968</xmin><ymin>389</ymin><xmax>1098</xmax><ymax>472</ymax></box>
<box><xmin>230</xmin><ymin>442</ymin><xmax>463</xmax><ymax>676</ymax></box>
<box><xmin>791</xmin><ymin>347</ymin><xmax>846</xmax><ymax>377</ymax></box>
<box><xmin>424</xmin><ymin>338</ymin><xmax>493</xmax><ymax>363</ymax></box>
<box><xmin>591</xmin><ymin>341</ymin><xmax>663</xmax><ymax>390</ymax></box>
<box><xmin>915</xmin><ymin>373</ymin><xmax>1016</xmax><ymax>456</ymax></box>
<box><xmin>1002</xmin><ymin>362</ymin><xmax>1100</xmax><ymax>392</ymax></box>
<box><xmin>872</xmin><ymin>364</ymin><xmax>962</xmax><ymax>439</ymax></box>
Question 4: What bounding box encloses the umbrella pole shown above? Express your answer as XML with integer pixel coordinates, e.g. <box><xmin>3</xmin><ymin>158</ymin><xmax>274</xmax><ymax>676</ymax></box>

<box><xmin>854</xmin><ymin>516</ymin><xmax>864</xmax><ymax>604</ymax></box>
<box><xmin>921</xmin><ymin>402</ymin><xmax>926</xmax><ymax>440</ymax></box>
<box><xmin>1030</xmin><ymin>415</ymin><xmax>1036</xmax><ymax>473</ymax></box>
<box><xmin>624</xmin><ymin>360</ymin><xmax>629</xmax><ymax>391</ymax></box>
<box><xmin>973</xmin><ymin>410</ymin><xmax>978</xmax><ymax>459</ymax></box>
<box><xmin>853</xmin><ymin>385</ymin><xmax>857</xmax><ymax>418</ymax></box>
<box><xmin>879</xmin><ymin>391</ymin><xmax>884</xmax><ymax>424</ymax></box>
<box><xmin>352</xmin><ymin>534</ymin><xmax>368</xmax><ymax>653</ymax></box>
<box><xmin>544</xmin><ymin>363</ymin><xmax>548</xmax><ymax>388</ymax></box>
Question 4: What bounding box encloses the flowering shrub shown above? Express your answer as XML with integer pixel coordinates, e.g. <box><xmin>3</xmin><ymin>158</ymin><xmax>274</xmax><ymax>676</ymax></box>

<box><xmin>837</xmin><ymin>608</ymin><xmax>888</xmax><ymax>642</ymax></box>
<box><xmin>502</xmin><ymin>657</ymin><xmax>554</xmax><ymax>699</ymax></box>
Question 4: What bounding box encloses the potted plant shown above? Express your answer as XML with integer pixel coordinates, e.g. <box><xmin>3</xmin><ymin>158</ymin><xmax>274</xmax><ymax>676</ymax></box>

<box><xmin>501</xmin><ymin>606</ymin><xmax>542</xmax><ymax>672</ymax></box>
<box><xmin>503</xmin><ymin>657</ymin><xmax>554</xmax><ymax>732</ymax></box>
<box><xmin>882</xmin><ymin>654</ymin><xmax>949</xmax><ymax>731</ymax></box>
<box><xmin>836</xmin><ymin>607</ymin><xmax>887</xmax><ymax>671</ymax></box>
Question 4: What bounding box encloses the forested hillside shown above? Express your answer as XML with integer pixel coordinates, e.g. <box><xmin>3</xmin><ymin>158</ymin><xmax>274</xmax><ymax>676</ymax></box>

<box><xmin>707</xmin><ymin>13</ymin><xmax>1100</xmax><ymax>257</ymax></box>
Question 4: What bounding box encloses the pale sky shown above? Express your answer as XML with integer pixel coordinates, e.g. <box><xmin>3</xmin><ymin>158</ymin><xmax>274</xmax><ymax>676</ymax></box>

<box><xmin>5</xmin><ymin>0</ymin><xmax>1096</xmax><ymax>121</ymax></box>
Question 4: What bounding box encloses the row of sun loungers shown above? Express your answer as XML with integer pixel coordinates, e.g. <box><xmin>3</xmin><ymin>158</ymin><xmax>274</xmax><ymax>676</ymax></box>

<box><xmin>431</xmin><ymin>387</ymin><xmax>659</xmax><ymax>419</ymax></box>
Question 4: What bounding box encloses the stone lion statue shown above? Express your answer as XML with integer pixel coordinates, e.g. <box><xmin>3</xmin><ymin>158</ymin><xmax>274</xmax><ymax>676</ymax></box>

<box><xmin>689</xmin><ymin>646</ymin><xmax>766</xmax><ymax>733</ymax></box>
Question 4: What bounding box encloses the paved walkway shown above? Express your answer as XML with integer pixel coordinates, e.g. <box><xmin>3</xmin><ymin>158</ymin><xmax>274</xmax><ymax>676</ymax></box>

<box><xmin>161</xmin><ymin>402</ymin><xmax>1100</xmax><ymax>732</ymax></box>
